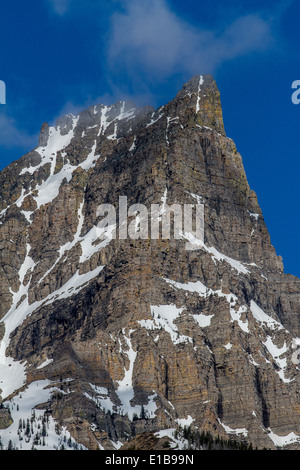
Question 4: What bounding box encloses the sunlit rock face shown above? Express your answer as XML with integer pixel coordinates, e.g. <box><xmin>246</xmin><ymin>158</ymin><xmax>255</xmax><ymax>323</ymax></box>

<box><xmin>0</xmin><ymin>75</ymin><xmax>300</xmax><ymax>450</ymax></box>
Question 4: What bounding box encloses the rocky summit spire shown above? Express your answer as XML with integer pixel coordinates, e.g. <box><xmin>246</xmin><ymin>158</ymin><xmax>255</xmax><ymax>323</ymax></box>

<box><xmin>0</xmin><ymin>76</ymin><xmax>299</xmax><ymax>451</ymax></box>
<box><xmin>172</xmin><ymin>74</ymin><xmax>226</xmax><ymax>136</ymax></box>
<box><xmin>39</xmin><ymin>122</ymin><xmax>50</xmax><ymax>147</ymax></box>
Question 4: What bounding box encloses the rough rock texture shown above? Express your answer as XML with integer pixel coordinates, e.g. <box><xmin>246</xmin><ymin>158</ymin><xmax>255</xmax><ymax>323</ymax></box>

<box><xmin>0</xmin><ymin>74</ymin><xmax>300</xmax><ymax>450</ymax></box>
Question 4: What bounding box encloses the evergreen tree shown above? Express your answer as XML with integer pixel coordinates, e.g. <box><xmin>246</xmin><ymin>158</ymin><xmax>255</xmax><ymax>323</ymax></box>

<box><xmin>7</xmin><ymin>439</ymin><xmax>14</xmax><ymax>450</ymax></box>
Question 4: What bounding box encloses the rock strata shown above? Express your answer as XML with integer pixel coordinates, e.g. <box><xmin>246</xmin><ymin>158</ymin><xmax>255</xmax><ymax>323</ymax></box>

<box><xmin>0</xmin><ymin>75</ymin><xmax>299</xmax><ymax>450</ymax></box>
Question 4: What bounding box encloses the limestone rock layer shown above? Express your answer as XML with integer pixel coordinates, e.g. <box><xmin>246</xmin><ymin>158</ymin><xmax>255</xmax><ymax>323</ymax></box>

<box><xmin>0</xmin><ymin>75</ymin><xmax>300</xmax><ymax>450</ymax></box>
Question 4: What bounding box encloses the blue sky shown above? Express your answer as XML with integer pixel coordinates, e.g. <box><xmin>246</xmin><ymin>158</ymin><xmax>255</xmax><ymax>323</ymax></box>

<box><xmin>0</xmin><ymin>0</ymin><xmax>299</xmax><ymax>277</ymax></box>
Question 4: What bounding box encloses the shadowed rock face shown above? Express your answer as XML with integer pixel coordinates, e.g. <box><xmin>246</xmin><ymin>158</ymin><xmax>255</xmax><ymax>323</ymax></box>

<box><xmin>0</xmin><ymin>74</ymin><xmax>300</xmax><ymax>450</ymax></box>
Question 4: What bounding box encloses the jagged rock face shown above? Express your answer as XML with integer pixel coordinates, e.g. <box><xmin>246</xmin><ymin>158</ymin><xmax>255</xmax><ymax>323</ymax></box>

<box><xmin>0</xmin><ymin>74</ymin><xmax>300</xmax><ymax>450</ymax></box>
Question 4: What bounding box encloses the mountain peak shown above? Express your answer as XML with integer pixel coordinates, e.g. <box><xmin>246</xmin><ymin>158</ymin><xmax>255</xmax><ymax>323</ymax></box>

<box><xmin>171</xmin><ymin>74</ymin><xmax>225</xmax><ymax>136</ymax></box>
<box><xmin>0</xmin><ymin>75</ymin><xmax>300</xmax><ymax>451</ymax></box>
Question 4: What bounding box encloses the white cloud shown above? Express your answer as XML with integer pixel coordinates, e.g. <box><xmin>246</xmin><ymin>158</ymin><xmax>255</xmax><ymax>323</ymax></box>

<box><xmin>107</xmin><ymin>0</ymin><xmax>274</xmax><ymax>82</ymax></box>
<box><xmin>45</xmin><ymin>0</ymin><xmax>284</xmax><ymax>116</ymax></box>
<box><xmin>47</xmin><ymin>0</ymin><xmax>71</xmax><ymax>15</ymax></box>
<box><xmin>0</xmin><ymin>114</ymin><xmax>37</xmax><ymax>150</ymax></box>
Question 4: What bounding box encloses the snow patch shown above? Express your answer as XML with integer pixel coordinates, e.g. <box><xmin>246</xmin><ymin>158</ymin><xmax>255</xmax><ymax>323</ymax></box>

<box><xmin>37</xmin><ymin>358</ymin><xmax>53</xmax><ymax>370</ymax></box>
<box><xmin>176</xmin><ymin>415</ymin><xmax>195</xmax><ymax>427</ymax></box>
<box><xmin>146</xmin><ymin>111</ymin><xmax>164</xmax><ymax>128</ymax></box>
<box><xmin>267</xmin><ymin>429</ymin><xmax>300</xmax><ymax>447</ymax></box>
<box><xmin>181</xmin><ymin>233</ymin><xmax>250</xmax><ymax>275</ymax></box>
<box><xmin>248</xmin><ymin>211</ymin><xmax>259</xmax><ymax>220</ymax></box>
<box><xmin>154</xmin><ymin>428</ymin><xmax>189</xmax><ymax>450</ymax></box>
<box><xmin>138</xmin><ymin>305</ymin><xmax>192</xmax><ymax>345</ymax></box>
<box><xmin>218</xmin><ymin>419</ymin><xmax>248</xmax><ymax>437</ymax></box>
<box><xmin>263</xmin><ymin>336</ymin><xmax>292</xmax><ymax>383</ymax></box>
<box><xmin>250</xmin><ymin>301</ymin><xmax>283</xmax><ymax>331</ymax></box>
<box><xmin>196</xmin><ymin>76</ymin><xmax>204</xmax><ymax>113</ymax></box>
<box><xmin>164</xmin><ymin>278</ymin><xmax>249</xmax><ymax>333</ymax></box>
<box><xmin>114</xmin><ymin>330</ymin><xmax>158</xmax><ymax>420</ymax></box>
<box><xmin>0</xmin><ymin>380</ymin><xmax>83</xmax><ymax>450</ymax></box>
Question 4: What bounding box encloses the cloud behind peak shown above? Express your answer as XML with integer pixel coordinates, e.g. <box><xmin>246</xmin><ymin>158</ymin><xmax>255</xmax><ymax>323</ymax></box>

<box><xmin>107</xmin><ymin>0</ymin><xmax>274</xmax><ymax>85</ymax></box>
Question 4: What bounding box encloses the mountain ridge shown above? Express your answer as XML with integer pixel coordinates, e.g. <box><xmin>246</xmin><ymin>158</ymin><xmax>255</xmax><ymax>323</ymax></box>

<box><xmin>0</xmin><ymin>74</ymin><xmax>300</xmax><ymax>450</ymax></box>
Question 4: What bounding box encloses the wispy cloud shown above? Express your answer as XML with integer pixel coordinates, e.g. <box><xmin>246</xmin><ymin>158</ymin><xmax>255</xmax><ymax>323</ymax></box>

<box><xmin>45</xmin><ymin>0</ymin><xmax>285</xmax><ymax>114</ymax></box>
<box><xmin>47</xmin><ymin>0</ymin><xmax>72</xmax><ymax>16</ymax></box>
<box><xmin>107</xmin><ymin>0</ymin><xmax>274</xmax><ymax>85</ymax></box>
<box><xmin>0</xmin><ymin>114</ymin><xmax>38</xmax><ymax>150</ymax></box>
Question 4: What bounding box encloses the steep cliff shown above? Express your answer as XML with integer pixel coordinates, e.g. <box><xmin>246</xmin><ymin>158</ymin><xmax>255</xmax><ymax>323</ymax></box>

<box><xmin>0</xmin><ymin>75</ymin><xmax>300</xmax><ymax>450</ymax></box>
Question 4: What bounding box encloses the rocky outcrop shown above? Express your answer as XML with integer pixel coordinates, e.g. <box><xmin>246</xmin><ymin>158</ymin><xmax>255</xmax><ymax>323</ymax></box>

<box><xmin>0</xmin><ymin>75</ymin><xmax>300</xmax><ymax>450</ymax></box>
<box><xmin>0</xmin><ymin>407</ymin><xmax>13</xmax><ymax>430</ymax></box>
